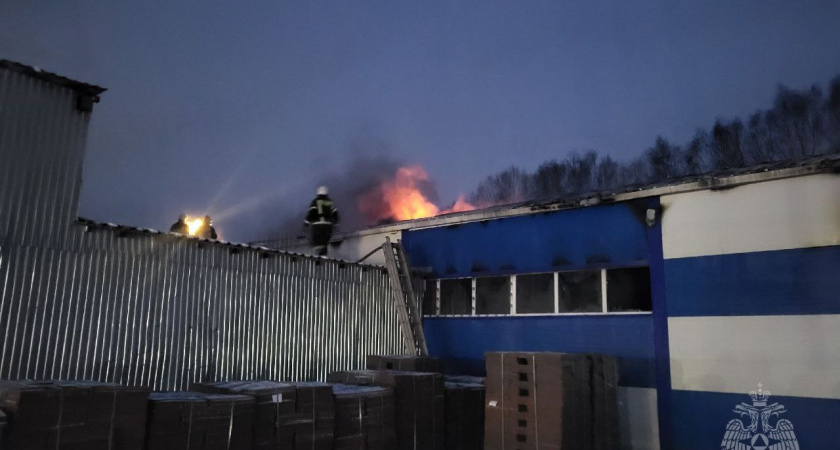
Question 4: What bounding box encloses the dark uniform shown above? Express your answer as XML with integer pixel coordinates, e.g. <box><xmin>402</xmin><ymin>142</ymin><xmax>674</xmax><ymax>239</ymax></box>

<box><xmin>196</xmin><ymin>215</ymin><xmax>218</xmax><ymax>240</ymax></box>
<box><xmin>305</xmin><ymin>194</ymin><xmax>339</xmax><ymax>256</ymax></box>
<box><xmin>170</xmin><ymin>215</ymin><xmax>189</xmax><ymax>234</ymax></box>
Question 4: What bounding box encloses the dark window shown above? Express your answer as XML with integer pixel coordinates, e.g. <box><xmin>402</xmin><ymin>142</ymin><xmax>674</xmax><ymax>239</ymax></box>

<box><xmin>440</xmin><ymin>278</ymin><xmax>472</xmax><ymax>315</ymax></box>
<box><xmin>422</xmin><ymin>279</ymin><xmax>437</xmax><ymax>316</ymax></box>
<box><xmin>607</xmin><ymin>267</ymin><xmax>652</xmax><ymax>312</ymax></box>
<box><xmin>476</xmin><ymin>276</ymin><xmax>510</xmax><ymax>314</ymax></box>
<box><xmin>558</xmin><ymin>270</ymin><xmax>601</xmax><ymax>312</ymax></box>
<box><xmin>516</xmin><ymin>273</ymin><xmax>554</xmax><ymax>314</ymax></box>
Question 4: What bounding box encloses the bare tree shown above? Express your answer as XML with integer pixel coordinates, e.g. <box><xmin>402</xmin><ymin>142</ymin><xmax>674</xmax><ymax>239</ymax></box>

<box><xmin>533</xmin><ymin>160</ymin><xmax>568</xmax><ymax>199</ymax></box>
<box><xmin>564</xmin><ymin>150</ymin><xmax>598</xmax><ymax>193</ymax></box>
<box><xmin>825</xmin><ymin>76</ymin><xmax>840</xmax><ymax>151</ymax></box>
<box><xmin>768</xmin><ymin>85</ymin><xmax>825</xmax><ymax>158</ymax></box>
<box><xmin>683</xmin><ymin>130</ymin><xmax>709</xmax><ymax>175</ymax></box>
<box><xmin>596</xmin><ymin>155</ymin><xmax>620</xmax><ymax>189</ymax></box>
<box><xmin>744</xmin><ymin>111</ymin><xmax>780</xmax><ymax>164</ymax></box>
<box><xmin>711</xmin><ymin>119</ymin><xmax>746</xmax><ymax>169</ymax></box>
<box><xmin>646</xmin><ymin>136</ymin><xmax>680</xmax><ymax>180</ymax></box>
<box><xmin>470</xmin><ymin>166</ymin><xmax>532</xmax><ymax>206</ymax></box>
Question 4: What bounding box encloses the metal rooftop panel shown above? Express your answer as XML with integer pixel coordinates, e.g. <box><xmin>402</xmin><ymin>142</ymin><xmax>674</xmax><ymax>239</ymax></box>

<box><xmin>1</xmin><ymin>59</ymin><xmax>106</xmax><ymax>95</ymax></box>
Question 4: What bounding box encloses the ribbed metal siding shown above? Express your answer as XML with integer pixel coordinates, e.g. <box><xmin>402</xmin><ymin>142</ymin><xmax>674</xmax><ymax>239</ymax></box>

<box><xmin>0</xmin><ymin>66</ymin><xmax>406</xmax><ymax>391</ymax></box>
<box><xmin>0</xmin><ymin>227</ymin><xmax>404</xmax><ymax>390</ymax></box>
<box><xmin>0</xmin><ymin>67</ymin><xmax>90</xmax><ymax>248</ymax></box>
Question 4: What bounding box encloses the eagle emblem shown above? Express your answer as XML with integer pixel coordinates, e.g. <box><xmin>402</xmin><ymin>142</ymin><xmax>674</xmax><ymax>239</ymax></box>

<box><xmin>720</xmin><ymin>384</ymin><xmax>800</xmax><ymax>450</ymax></box>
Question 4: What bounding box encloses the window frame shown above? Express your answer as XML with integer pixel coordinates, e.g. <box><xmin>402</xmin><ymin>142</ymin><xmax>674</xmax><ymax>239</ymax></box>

<box><xmin>425</xmin><ymin>265</ymin><xmax>653</xmax><ymax>317</ymax></box>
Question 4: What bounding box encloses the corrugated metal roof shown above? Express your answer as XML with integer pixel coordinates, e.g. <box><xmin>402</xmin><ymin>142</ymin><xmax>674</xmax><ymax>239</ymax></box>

<box><xmin>77</xmin><ymin>217</ymin><xmax>384</xmax><ymax>269</ymax></box>
<box><xmin>0</xmin><ymin>59</ymin><xmax>106</xmax><ymax>95</ymax></box>
<box><xmin>286</xmin><ymin>152</ymin><xmax>840</xmax><ymax>242</ymax></box>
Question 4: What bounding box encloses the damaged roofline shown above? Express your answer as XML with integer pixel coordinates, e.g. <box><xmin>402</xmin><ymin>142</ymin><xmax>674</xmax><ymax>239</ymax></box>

<box><xmin>332</xmin><ymin>153</ymin><xmax>840</xmax><ymax>239</ymax></box>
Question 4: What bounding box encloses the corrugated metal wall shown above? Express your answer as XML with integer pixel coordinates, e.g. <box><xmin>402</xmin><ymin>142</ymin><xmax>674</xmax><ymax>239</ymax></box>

<box><xmin>0</xmin><ymin>65</ymin><xmax>405</xmax><ymax>391</ymax></box>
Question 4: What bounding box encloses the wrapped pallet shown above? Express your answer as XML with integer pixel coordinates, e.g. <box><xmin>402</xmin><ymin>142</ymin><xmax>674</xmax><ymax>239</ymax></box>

<box><xmin>146</xmin><ymin>392</ymin><xmax>254</xmax><ymax>450</ymax></box>
<box><xmin>193</xmin><ymin>380</ymin><xmax>334</xmax><ymax>450</ymax></box>
<box><xmin>365</xmin><ymin>355</ymin><xmax>444</xmax><ymax>373</ymax></box>
<box><xmin>0</xmin><ymin>380</ymin><xmax>149</xmax><ymax>450</ymax></box>
<box><xmin>484</xmin><ymin>352</ymin><xmax>592</xmax><ymax>450</ymax></box>
<box><xmin>587</xmin><ymin>354</ymin><xmax>620</xmax><ymax>450</ymax></box>
<box><xmin>331</xmin><ymin>384</ymin><xmax>395</xmax><ymax>450</ymax></box>
<box><xmin>444</xmin><ymin>380</ymin><xmax>485</xmax><ymax>450</ymax></box>
<box><xmin>328</xmin><ymin>370</ymin><xmax>444</xmax><ymax>450</ymax></box>
<box><xmin>288</xmin><ymin>382</ymin><xmax>335</xmax><ymax>450</ymax></box>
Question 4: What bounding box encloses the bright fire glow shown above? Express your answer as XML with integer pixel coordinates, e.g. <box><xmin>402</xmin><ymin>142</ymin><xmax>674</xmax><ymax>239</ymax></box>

<box><xmin>185</xmin><ymin>217</ymin><xmax>204</xmax><ymax>236</ymax></box>
<box><xmin>364</xmin><ymin>165</ymin><xmax>476</xmax><ymax>223</ymax></box>
<box><xmin>383</xmin><ymin>166</ymin><xmax>441</xmax><ymax>220</ymax></box>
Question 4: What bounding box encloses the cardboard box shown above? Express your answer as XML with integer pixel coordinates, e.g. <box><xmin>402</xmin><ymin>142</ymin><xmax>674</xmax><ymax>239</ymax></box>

<box><xmin>146</xmin><ymin>391</ymin><xmax>254</xmax><ymax>450</ymax></box>
<box><xmin>332</xmin><ymin>384</ymin><xmax>395</xmax><ymax>450</ymax></box>
<box><xmin>484</xmin><ymin>352</ymin><xmax>592</xmax><ymax>450</ymax></box>
<box><xmin>328</xmin><ymin>370</ymin><xmax>445</xmax><ymax>450</ymax></box>
<box><xmin>588</xmin><ymin>354</ymin><xmax>620</xmax><ymax>450</ymax></box>
<box><xmin>0</xmin><ymin>380</ymin><xmax>149</xmax><ymax>450</ymax></box>
<box><xmin>193</xmin><ymin>380</ymin><xmax>335</xmax><ymax>450</ymax></box>
<box><xmin>445</xmin><ymin>381</ymin><xmax>485</xmax><ymax>450</ymax></box>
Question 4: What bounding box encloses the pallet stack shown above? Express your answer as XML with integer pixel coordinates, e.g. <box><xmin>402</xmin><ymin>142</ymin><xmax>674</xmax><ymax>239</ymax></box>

<box><xmin>444</xmin><ymin>378</ymin><xmax>485</xmax><ymax>450</ymax></box>
<box><xmin>0</xmin><ymin>380</ymin><xmax>149</xmax><ymax>450</ymax></box>
<box><xmin>146</xmin><ymin>391</ymin><xmax>255</xmax><ymax>450</ymax></box>
<box><xmin>365</xmin><ymin>355</ymin><xmax>444</xmax><ymax>373</ymax></box>
<box><xmin>193</xmin><ymin>381</ymin><xmax>297</xmax><ymax>449</ymax></box>
<box><xmin>288</xmin><ymin>382</ymin><xmax>335</xmax><ymax>450</ymax></box>
<box><xmin>193</xmin><ymin>380</ymin><xmax>335</xmax><ymax>449</ymax></box>
<box><xmin>328</xmin><ymin>370</ymin><xmax>445</xmax><ymax>450</ymax></box>
<box><xmin>331</xmin><ymin>384</ymin><xmax>395</xmax><ymax>450</ymax></box>
<box><xmin>587</xmin><ymin>354</ymin><xmax>620</xmax><ymax>450</ymax></box>
<box><xmin>484</xmin><ymin>352</ymin><xmax>593</xmax><ymax>450</ymax></box>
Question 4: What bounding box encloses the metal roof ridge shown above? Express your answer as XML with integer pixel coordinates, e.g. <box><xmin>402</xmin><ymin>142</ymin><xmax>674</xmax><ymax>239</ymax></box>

<box><xmin>1</xmin><ymin>59</ymin><xmax>107</xmax><ymax>95</ymax></box>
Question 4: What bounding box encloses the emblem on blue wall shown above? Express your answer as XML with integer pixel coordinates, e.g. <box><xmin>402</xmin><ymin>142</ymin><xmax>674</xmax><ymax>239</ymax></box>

<box><xmin>720</xmin><ymin>383</ymin><xmax>800</xmax><ymax>450</ymax></box>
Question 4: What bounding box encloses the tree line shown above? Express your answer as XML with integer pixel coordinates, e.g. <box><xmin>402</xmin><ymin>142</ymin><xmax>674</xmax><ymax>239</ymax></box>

<box><xmin>468</xmin><ymin>77</ymin><xmax>840</xmax><ymax>206</ymax></box>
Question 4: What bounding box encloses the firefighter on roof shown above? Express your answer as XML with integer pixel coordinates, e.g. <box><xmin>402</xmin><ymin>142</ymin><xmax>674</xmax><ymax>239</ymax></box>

<box><xmin>169</xmin><ymin>214</ymin><xmax>189</xmax><ymax>234</ymax></box>
<box><xmin>196</xmin><ymin>215</ymin><xmax>218</xmax><ymax>240</ymax></box>
<box><xmin>305</xmin><ymin>186</ymin><xmax>339</xmax><ymax>256</ymax></box>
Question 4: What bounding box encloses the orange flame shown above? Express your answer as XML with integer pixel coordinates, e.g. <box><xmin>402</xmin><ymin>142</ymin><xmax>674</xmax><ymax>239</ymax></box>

<box><xmin>362</xmin><ymin>165</ymin><xmax>476</xmax><ymax>223</ymax></box>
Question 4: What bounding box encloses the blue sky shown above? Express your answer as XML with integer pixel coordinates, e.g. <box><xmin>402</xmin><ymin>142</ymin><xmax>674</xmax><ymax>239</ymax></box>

<box><xmin>2</xmin><ymin>0</ymin><xmax>839</xmax><ymax>241</ymax></box>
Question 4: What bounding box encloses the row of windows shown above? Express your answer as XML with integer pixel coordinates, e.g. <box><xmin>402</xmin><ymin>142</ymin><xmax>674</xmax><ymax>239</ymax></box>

<box><xmin>421</xmin><ymin>267</ymin><xmax>652</xmax><ymax>316</ymax></box>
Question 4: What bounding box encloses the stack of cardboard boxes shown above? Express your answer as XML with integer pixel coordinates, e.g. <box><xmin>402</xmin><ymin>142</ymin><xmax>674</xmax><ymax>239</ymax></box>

<box><xmin>484</xmin><ymin>352</ymin><xmax>593</xmax><ymax>450</ymax></box>
<box><xmin>146</xmin><ymin>391</ymin><xmax>254</xmax><ymax>450</ymax></box>
<box><xmin>331</xmin><ymin>384</ymin><xmax>395</xmax><ymax>450</ymax></box>
<box><xmin>287</xmin><ymin>382</ymin><xmax>335</xmax><ymax>450</ymax></box>
<box><xmin>328</xmin><ymin>370</ymin><xmax>445</xmax><ymax>450</ymax></box>
<box><xmin>0</xmin><ymin>380</ymin><xmax>149</xmax><ymax>450</ymax></box>
<box><xmin>444</xmin><ymin>378</ymin><xmax>485</xmax><ymax>450</ymax></box>
<box><xmin>192</xmin><ymin>380</ymin><xmax>335</xmax><ymax>449</ymax></box>
<box><xmin>587</xmin><ymin>354</ymin><xmax>620</xmax><ymax>450</ymax></box>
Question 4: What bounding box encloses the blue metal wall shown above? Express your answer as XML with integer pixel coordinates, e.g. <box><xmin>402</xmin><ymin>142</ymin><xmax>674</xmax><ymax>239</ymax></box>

<box><xmin>403</xmin><ymin>200</ymin><xmax>659</xmax><ymax>388</ymax></box>
<box><xmin>403</xmin><ymin>200</ymin><xmax>653</xmax><ymax>278</ymax></box>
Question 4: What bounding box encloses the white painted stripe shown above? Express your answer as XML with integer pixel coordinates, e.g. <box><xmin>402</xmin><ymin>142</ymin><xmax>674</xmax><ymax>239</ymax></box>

<box><xmin>618</xmin><ymin>387</ymin><xmax>660</xmax><ymax>450</ymax></box>
<box><xmin>661</xmin><ymin>174</ymin><xmax>840</xmax><ymax>259</ymax></box>
<box><xmin>669</xmin><ymin>315</ymin><xmax>840</xmax><ymax>399</ymax></box>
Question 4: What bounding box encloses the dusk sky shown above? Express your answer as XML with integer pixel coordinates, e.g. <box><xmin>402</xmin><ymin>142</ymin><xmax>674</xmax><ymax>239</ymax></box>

<box><xmin>2</xmin><ymin>1</ymin><xmax>840</xmax><ymax>241</ymax></box>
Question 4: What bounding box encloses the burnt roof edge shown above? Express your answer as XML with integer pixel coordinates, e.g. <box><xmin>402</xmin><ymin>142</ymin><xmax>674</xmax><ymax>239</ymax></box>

<box><xmin>318</xmin><ymin>152</ymin><xmax>840</xmax><ymax>239</ymax></box>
